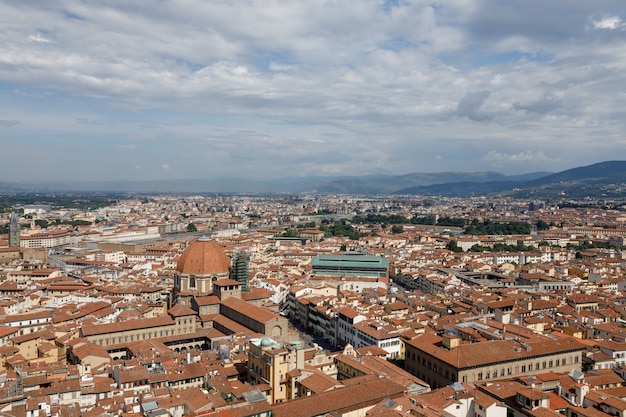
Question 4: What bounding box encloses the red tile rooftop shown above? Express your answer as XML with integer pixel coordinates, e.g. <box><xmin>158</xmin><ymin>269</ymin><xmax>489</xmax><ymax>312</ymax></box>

<box><xmin>81</xmin><ymin>315</ymin><xmax>175</xmax><ymax>337</ymax></box>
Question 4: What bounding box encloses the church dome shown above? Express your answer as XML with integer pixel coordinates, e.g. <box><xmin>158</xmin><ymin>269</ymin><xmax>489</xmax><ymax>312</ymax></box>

<box><xmin>176</xmin><ymin>238</ymin><xmax>231</xmax><ymax>276</ymax></box>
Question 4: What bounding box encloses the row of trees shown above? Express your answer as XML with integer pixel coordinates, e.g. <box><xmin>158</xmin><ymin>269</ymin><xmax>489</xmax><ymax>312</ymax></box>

<box><xmin>468</xmin><ymin>243</ymin><xmax>539</xmax><ymax>252</ymax></box>
<box><xmin>279</xmin><ymin>214</ymin><xmax>544</xmax><ymax>242</ymax></box>
<box><xmin>446</xmin><ymin>239</ymin><xmax>623</xmax><ymax>254</ymax></box>
<box><xmin>352</xmin><ymin>213</ymin><xmax>535</xmax><ymax>235</ymax></box>
<box><xmin>34</xmin><ymin>219</ymin><xmax>92</xmax><ymax>228</ymax></box>
<box><xmin>0</xmin><ymin>194</ymin><xmax>121</xmax><ymax>212</ymax></box>
<box><xmin>463</xmin><ymin>219</ymin><xmax>531</xmax><ymax>235</ymax></box>
<box><xmin>0</xmin><ymin>218</ymin><xmax>93</xmax><ymax>234</ymax></box>
<box><xmin>319</xmin><ymin>219</ymin><xmax>363</xmax><ymax>240</ymax></box>
<box><xmin>352</xmin><ymin>213</ymin><xmax>465</xmax><ymax>228</ymax></box>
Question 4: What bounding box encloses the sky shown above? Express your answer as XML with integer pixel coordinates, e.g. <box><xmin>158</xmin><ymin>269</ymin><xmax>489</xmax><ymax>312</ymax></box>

<box><xmin>1</xmin><ymin>0</ymin><xmax>625</xmax><ymax>182</ymax></box>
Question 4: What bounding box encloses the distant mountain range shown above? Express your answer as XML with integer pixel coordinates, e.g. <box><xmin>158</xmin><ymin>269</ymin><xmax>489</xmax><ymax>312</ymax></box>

<box><xmin>1</xmin><ymin>161</ymin><xmax>625</xmax><ymax>198</ymax></box>
<box><xmin>313</xmin><ymin>171</ymin><xmax>550</xmax><ymax>195</ymax></box>
<box><xmin>394</xmin><ymin>160</ymin><xmax>626</xmax><ymax>198</ymax></box>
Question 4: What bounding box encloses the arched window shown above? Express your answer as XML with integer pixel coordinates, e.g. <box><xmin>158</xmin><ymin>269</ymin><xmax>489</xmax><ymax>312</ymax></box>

<box><xmin>190</xmin><ymin>276</ymin><xmax>196</xmax><ymax>288</ymax></box>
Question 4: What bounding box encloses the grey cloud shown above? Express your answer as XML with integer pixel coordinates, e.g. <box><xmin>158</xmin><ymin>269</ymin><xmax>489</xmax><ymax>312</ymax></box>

<box><xmin>513</xmin><ymin>96</ymin><xmax>561</xmax><ymax>114</ymax></box>
<box><xmin>76</xmin><ymin>118</ymin><xmax>104</xmax><ymax>125</ymax></box>
<box><xmin>0</xmin><ymin>120</ymin><xmax>21</xmax><ymax>127</ymax></box>
<box><xmin>456</xmin><ymin>91</ymin><xmax>491</xmax><ymax>121</ymax></box>
<box><xmin>464</xmin><ymin>1</ymin><xmax>623</xmax><ymax>42</ymax></box>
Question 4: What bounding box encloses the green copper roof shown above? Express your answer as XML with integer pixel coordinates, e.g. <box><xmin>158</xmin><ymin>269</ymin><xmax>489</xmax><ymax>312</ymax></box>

<box><xmin>311</xmin><ymin>254</ymin><xmax>389</xmax><ymax>277</ymax></box>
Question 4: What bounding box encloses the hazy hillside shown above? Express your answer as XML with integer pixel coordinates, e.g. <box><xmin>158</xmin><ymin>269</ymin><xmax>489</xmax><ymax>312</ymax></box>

<box><xmin>310</xmin><ymin>171</ymin><xmax>540</xmax><ymax>194</ymax></box>
<box><xmin>527</xmin><ymin>161</ymin><xmax>626</xmax><ymax>185</ymax></box>
<box><xmin>395</xmin><ymin>161</ymin><xmax>626</xmax><ymax>198</ymax></box>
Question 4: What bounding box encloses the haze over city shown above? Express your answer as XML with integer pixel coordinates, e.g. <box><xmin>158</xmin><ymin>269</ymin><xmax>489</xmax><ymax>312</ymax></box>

<box><xmin>1</xmin><ymin>0</ymin><xmax>625</xmax><ymax>182</ymax></box>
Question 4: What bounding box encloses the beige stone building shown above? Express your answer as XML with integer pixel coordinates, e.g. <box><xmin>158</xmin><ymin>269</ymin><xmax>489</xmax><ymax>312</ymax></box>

<box><xmin>248</xmin><ymin>337</ymin><xmax>314</xmax><ymax>404</ymax></box>
<box><xmin>405</xmin><ymin>330</ymin><xmax>585</xmax><ymax>389</ymax></box>
<box><xmin>80</xmin><ymin>306</ymin><xmax>198</xmax><ymax>348</ymax></box>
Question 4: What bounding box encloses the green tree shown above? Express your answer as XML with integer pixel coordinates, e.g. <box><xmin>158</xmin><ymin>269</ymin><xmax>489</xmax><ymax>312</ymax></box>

<box><xmin>35</xmin><ymin>219</ymin><xmax>49</xmax><ymax>228</ymax></box>
<box><xmin>437</xmin><ymin>217</ymin><xmax>466</xmax><ymax>227</ymax></box>
<box><xmin>446</xmin><ymin>240</ymin><xmax>463</xmax><ymax>252</ymax></box>
<box><xmin>282</xmin><ymin>228</ymin><xmax>299</xmax><ymax>237</ymax></box>
<box><xmin>187</xmin><ymin>222</ymin><xmax>197</xmax><ymax>232</ymax></box>
<box><xmin>391</xmin><ymin>225</ymin><xmax>404</xmax><ymax>234</ymax></box>
<box><xmin>536</xmin><ymin>220</ymin><xmax>550</xmax><ymax>231</ymax></box>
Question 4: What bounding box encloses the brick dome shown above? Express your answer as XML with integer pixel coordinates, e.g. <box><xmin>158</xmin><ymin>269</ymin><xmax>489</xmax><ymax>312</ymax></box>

<box><xmin>176</xmin><ymin>238</ymin><xmax>231</xmax><ymax>276</ymax></box>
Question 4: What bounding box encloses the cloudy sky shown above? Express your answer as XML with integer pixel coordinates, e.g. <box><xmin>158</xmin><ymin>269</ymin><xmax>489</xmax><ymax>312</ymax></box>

<box><xmin>1</xmin><ymin>1</ymin><xmax>625</xmax><ymax>182</ymax></box>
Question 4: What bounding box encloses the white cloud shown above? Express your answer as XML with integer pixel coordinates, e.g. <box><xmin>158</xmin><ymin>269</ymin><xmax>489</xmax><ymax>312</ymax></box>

<box><xmin>0</xmin><ymin>1</ymin><xmax>625</xmax><ymax>181</ymax></box>
<box><xmin>482</xmin><ymin>150</ymin><xmax>559</xmax><ymax>164</ymax></box>
<box><xmin>161</xmin><ymin>164</ymin><xmax>170</xmax><ymax>170</ymax></box>
<box><xmin>593</xmin><ymin>15</ymin><xmax>623</xmax><ymax>30</ymax></box>
<box><xmin>28</xmin><ymin>33</ymin><xmax>51</xmax><ymax>43</ymax></box>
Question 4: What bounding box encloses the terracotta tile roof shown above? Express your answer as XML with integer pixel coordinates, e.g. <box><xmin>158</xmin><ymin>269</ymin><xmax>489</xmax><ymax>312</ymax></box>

<box><xmin>0</xmin><ymin>326</ymin><xmax>19</xmax><ymax>339</ymax></box>
<box><xmin>406</xmin><ymin>331</ymin><xmax>585</xmax><ymax>369</ymax></box>
<box><xmin>213</xmin><ymin>314</ymin><xmax>262</xmax><ymax>338</ymax></box>
<box><xmin>10</xmin><ymin>327</ymin><xmax>56</xmax><ymax>344</ymax></box>
<box><xmin>298</xmin><ymin>371</ymin><xmax>340</xmax><ymax>394</ymax></box>
<box><xmin>169</xmin><ymin>305</ymin><xmax>197</xmax><ymax>317</ymax></box>
<box><xmin>241</xmin><ymin>288</ymin><xmax>271</xmax><ymax>301</ymax></box>
<box><xmin>81</xmin><ymin>315</ymin><xmax>175</xmax><ymax>336</ymax></box>
<box><xmin>336</xmin><ymin>307</ymin><xmax>360</xmax><ymax>319</ymax></box>
<box><xmin>116</xmin><ymin>366</ymin><xmax>149</xmax><ymax>384</ymax></box>
<box><xmin>72</xmin><ymin>341</ymin><xmax>111</xmax><ymax>360</ymax></box>
<box><xmin>195</xmin><ymin>295</ymin><xmax>221</xmax><ymax>306</ymax></box>
<box><xmin>586</xmin><ymin>390</ymin><xmax>626</xmax><ymax>410</ymax></box>
<box><xmin>271</xmin><ymin>378</ymin><xmax>405</xmax><ymax>417</ymax></box>
<box><xmin>220</xmin><ymin>297</ymin><xmax>278</xmax><ymax>324</ymax></box>
<box><xmin>526</xmin><ymin>407</ymin><xmax>567</xmax><ymax>417</ymax></box>
<box><xmin>585</xmin><ymin>369</ymin><xmax>626</xmax><ymax>389</ymax></box>
<box><xmin>5</xmin><ymin>309</ymin><xmax>52</xmax><ymax>323</ymax></box>
<box><xmin>412</xmin><ymin>384</ymin><xmax>465</xmax><ymax>410</ymax></box>
<box><xmin>213</xmin><ymin>279</ymin><xmax>241</xmax><ymax>287</ymax></box>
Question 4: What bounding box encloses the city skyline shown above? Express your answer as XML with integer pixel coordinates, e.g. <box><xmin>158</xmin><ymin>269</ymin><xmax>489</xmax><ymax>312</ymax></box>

<box><xmin>1</xmin><ymin>1</ymin><xmax>625</xmax><ymax>182</ymax></box>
